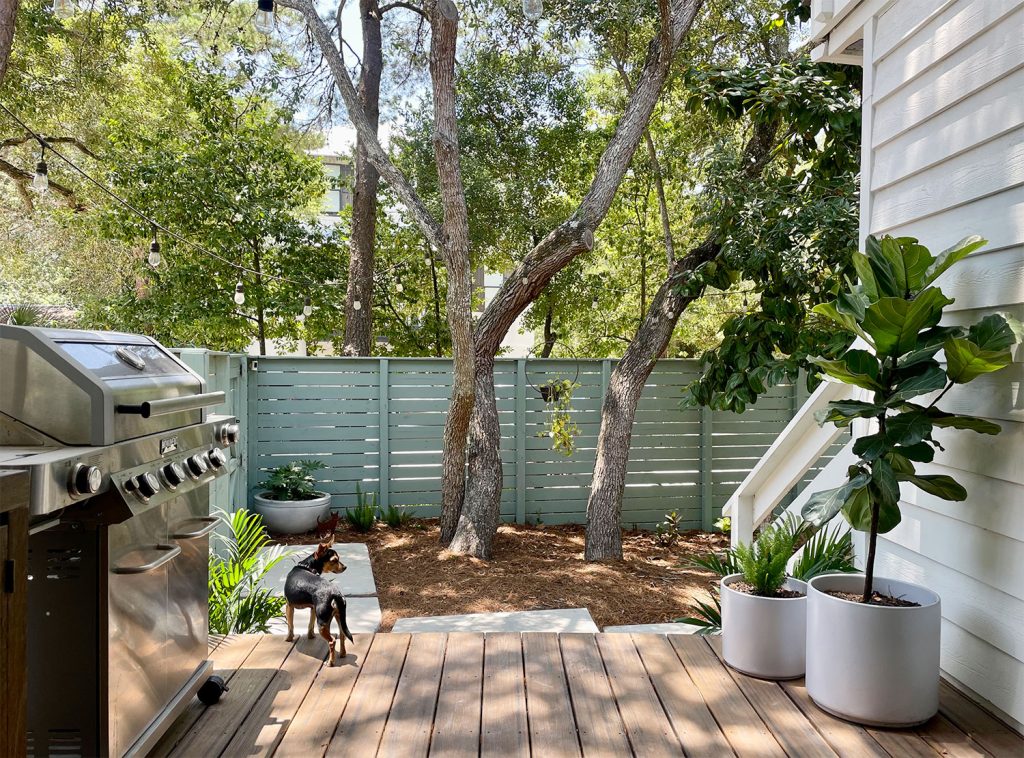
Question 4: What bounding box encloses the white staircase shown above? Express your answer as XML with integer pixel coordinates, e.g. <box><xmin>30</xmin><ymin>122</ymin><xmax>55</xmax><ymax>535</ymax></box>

<box><xmin>723</xmin><ymin>380</ymin><xmax>860</xmax><ymax>546</ymax></box>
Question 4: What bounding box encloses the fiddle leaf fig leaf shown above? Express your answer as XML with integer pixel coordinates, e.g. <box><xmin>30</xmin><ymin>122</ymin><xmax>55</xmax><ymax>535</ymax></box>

<box><xmin>808</xmin><ymin>349</ymin><xmax>882</xmax><ymax>390</ymax></box>
<box><xmin>895</xmin><ymin>442</ymin><xmax>934</xmax><ymax>463</ymax></box>
<box><xmin>884</xmin><ymin>411</ymin><xmax>932</xmax><ymax>446</ymax></box>
<box><xmin>967</xmin><ymin>313</ymin><xmax>1016</xmax><ymax>352</ymax></box>
<box><xmin>837</xmin><ymin>290</ymin><xmax>869</xmax><ymax>320</ymax></box>
<box><xmin>814</xmin><ymin>400</ymin><xmax>885</xmax><ymax>427</ymax></box>
<box><xmin>923</xmin><ymin>235</ymin><xmax>986</xmax><ymax>286</ymax></box>
<box><xmin>871</xmin><ymin>458</ymin><xmax>900</xmax><ymax>507</ymax></box>
<box><xmin>802</xmin><ymin>471</ymin><xmax>870</xmax><ymax>527</ymax></box>
<box><xmin>897</xmin><ymin>473</ymin><xmax>967</xmax><ymax>501</ymax></box>
<box><xmin>920</xmin><ymin>408</ymin><xmax>1001</xmax><ymax>435</ymax></box>
<box><xmin>862</xmin><ymin>288</ymin><xmax>954</xmax><ymax>357</ymax></box>
<box><xmin>944</xmin><ymin>337</ymin><xmax>1012</xmax><ymax>383</ymax></box>
<box><xmin>851</xmin><ymin>250</ymin><xmax>879</xmax><ymax>301</ymax></box>
<box><xmin>812</xmin><ymin>301</ymin><xmax>873</xmax><ymax>344</ymax></box>
<box><xmin>842</xmin><ymin>485</ymin><xmax>902</xmax><ymax>533</ymax></box>
<box><xmin>886</xmin><ymin>364</ymin><xmax>947</xmax><ymax>404</ymax></box>
<box><xmin>852</xmin><ymin>433</ymin><xmax>886</xmax><ymax>461</ymax></box>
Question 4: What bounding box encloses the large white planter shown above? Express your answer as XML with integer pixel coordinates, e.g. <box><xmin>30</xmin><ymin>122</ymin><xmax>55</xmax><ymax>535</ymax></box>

<box><xmin>252</xmin><ymin>492</ymin><xmax>332</xmax><ymax>535</ymax></box>
<box><xmin>806</xmin><ymin>573</ymin><xmax>941</xmax><ymax>727</ymax></box>
<box><xmin>720</xmin><ymin>573</ymin><xmax>807</xmax><ymax>680</ymax></box>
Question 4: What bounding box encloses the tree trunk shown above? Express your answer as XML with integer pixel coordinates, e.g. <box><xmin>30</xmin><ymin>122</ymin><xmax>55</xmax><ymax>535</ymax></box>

<box><xmin>342</xmin><ymin>0</ymin><xmax>382</xmax><ymax>356</ymax></box>
<box><xmin>541</xmin><ymin>304</ymin><xmax>555</xmax><ymax>357</ymax></box>
<box><xmin>0</xmin><ymin>0</ymin><xmax>17</xmax><ymax>89</ymax></box>
<box><xmin>446</xmin><ymin>0</ymin><xmax>705</xmax><ymax>558</ymax></box>
<box><xmin>585</xmin><ymin>240</ymin><xmax>717</xmax><ymax>559</ymax></box>
<box><xmin>429</xmin><ymin>0</ymin><xmax>476</xmax><ymax>548</ymax></box>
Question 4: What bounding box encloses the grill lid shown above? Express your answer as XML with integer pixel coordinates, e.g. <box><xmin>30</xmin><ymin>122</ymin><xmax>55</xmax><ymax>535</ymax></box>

<box><xmin>0</xmin><ymin>326</ymin><xmax>224</xmax><ymax>446</ymax></box>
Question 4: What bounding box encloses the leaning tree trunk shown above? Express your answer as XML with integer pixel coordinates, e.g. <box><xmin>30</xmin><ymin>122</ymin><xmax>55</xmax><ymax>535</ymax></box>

<box><xmin>429</xmin><ymin>0</ymin><xmax>476</xmax><ymax>547</ymax></box>
<box><xmin>444</xmin><ymin>0</ymin><xmax>706</xmax><ymax>558</ymax></box>
<box><xmin>342</xmin><ymin>0</ymin><xmax>382</xmax><ymax>356</ymax></box>
<box><xmin>0</xmin><ymin>0</ymin><xmax>17</xmax><ymax>88</ymax></box>
<box><xmin>585</xmin><ymin>117</ymin><xmax>781</xmax><ymax>560</ymax></box>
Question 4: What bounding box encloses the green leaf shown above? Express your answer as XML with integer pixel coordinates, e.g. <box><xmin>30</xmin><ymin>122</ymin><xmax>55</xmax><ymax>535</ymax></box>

<box><xmin>868</xmin><ymin>237</ymin><xmax>903</xmax><ymax>297</ymax></box>
<box><xmin>885</xmin><ymin>411</ymin><xmax>932</xmax><ymax>446</ymax></box>
<box><xmin>870</xmin><ymin>458</ymin><xmax>900</xmax><ymax>507</ymax></box>
<box><xmin>837</xmin><ymin>290</ymin><xmax>869</xmax><ymax>320</ymax></box>
<box><xmin>886</xmin><ymin>364</ymin><xmax>947</xmax><ymax>405</ymax></box>
<box><xmin>923</xmin><ymin>235</ymin><xmax>986</xmax><ymax>286</ymax></box>
<box><xmin>967</xmin><ymin>314</ymin><xmax>1017</xmax><ymax>352</ymax></box>
<box><xmin>812</xmin><ymin>301</ymin><xmax>873</xmax><ymax>343</ymax></box>
<box><xmin>895</xmin><ymin>442</ymin><xmax>934</xmax><ymax>463</ymax></box>
<box><xmin>803</xmin><ymin>471</ymin><xmax>870</xmax><ymax>526</ymax></box>
<box><xmin>896</xmin><ymin>473</ymin><xmax>967</xmax><ymax>501</ymax></box>
<box><xmin>853</xmin><ymin>433</ymin><xmax>887</xmax><ymax>461</ymax></box>
<box><xmin>842</xmin><ymin>486</ymin><xmax>902</xmax><ymax>533</ymax></box>
<box><xmin>852</xmin><ymin>249</ymin><xmax>879</xmax><ymax>301</ymax></box>
<box><xmin>897</xmin><ymin>344</ymin><xmax>943</xmax><ymax>369</ymax></box>
<box><xmin>815</xmin><ymin>400</ymin><xmax>885</xmax><ymax>427</ymax></box>
<box><xmin>808</xmin><ymin>350</ymin><xmax>882</xmax><ymax>391</ymax></box>
<box><xmin>944</xmin><ymin>337</ymin><xmax>1012</xmax><ymax>383</ymax></box>
<box><xmin>862</xmin><ymin>288</ymin><xmax>954</xmax><ymax>356</ymax></box>
<box><xmin>921</xmin><ymin>408</ymin><xmax>1001</xmax><ymax>435</ymax></box>
<box><xmin>893</xmin><ymin>238</ymin><xmax>934</xmax><ymax>294</ymax></box>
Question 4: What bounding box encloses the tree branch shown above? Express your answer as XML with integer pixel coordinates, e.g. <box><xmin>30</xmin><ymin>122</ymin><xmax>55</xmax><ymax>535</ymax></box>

<box><xmin>278</xmin><ymin>0</ymin><xmax>443</xmax><ymax>251</ymax></box>
<box><xmin>0</xmin><ymin>156</ymin><xmax>80</xmax><ymax>209</ymax></box>
<box><xmin>380</xmin><ymin>0</ymin><xmax>428</xmax><ymax>19</ymax></box>
<box><xmin>0</xmin><ymin>135</ymin><xmax>98</xmax><ymax>159</ymax></box>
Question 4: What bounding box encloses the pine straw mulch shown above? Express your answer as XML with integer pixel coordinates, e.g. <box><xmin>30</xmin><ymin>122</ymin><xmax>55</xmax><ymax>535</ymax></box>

<box><xmin>270</xmin><ymin>519</ymin><xmax>728</xmax><ymax>632</ymax></box>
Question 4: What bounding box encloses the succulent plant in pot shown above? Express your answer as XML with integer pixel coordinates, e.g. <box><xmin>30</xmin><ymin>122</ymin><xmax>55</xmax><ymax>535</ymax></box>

<box><xmin>802</xmin><ymin>234</ymin><xmax>1018</xmax><ymax>726</ymax></box>
<box><xmin>253</xmin><ymin>460</ymin><xmax>331</xmax><ymax>535</ymax></box>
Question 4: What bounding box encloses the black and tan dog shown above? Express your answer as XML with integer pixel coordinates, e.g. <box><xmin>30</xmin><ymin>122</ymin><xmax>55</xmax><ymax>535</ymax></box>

<box><xmin>283</xmin><ymin>536</ymin><xmax>354</xmax><ymax>665</ymax></box>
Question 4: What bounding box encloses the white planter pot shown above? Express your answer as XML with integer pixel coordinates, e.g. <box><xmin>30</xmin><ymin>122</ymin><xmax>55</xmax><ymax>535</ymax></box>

<box><xmin>720</xmin><ymin>573</ymin><xmax>807</xmax><ymax>680</ymax></box>
<box><xmin>252</xmin><ymin>492</ymin><xmax>332</xmax><ymax>535</ymax></box>
<box><xmin>806</xmin><ymin>573</ymin><xmax>941</xmax><ymax>727</ymax></box>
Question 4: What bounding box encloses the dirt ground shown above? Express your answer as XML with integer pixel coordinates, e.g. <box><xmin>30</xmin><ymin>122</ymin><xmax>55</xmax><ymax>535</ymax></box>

<box><xmin>271</xmin><ymin>519</ymin><xmax>728</xmax><ymax>632</ymax></box>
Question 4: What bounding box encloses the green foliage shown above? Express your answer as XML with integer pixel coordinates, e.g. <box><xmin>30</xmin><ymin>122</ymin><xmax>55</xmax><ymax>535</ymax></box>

<box><xmin>537</xmin><ymin>379</ymin><xmax>581</xmax><ymax>456</ymax></box>
<box><xmin>208</xmin><ymin>508</ymin><xmax>289</xmax><ymax>634</ymax></box>
<box><xmin>790</xmin><ymin>526</ymin><xmax>857</xmax><ymax>581</ymax></box>
<box><xmin>688</xmin><ymin>549</ymin><xmax>740</xmax><ymax>577</ymax></box>
<box><xmin>7</xmin><ymin>306</ymin><xmax>40</xmax><ymax>325</ymax></box>
<box><xmin>258</xmin><ymin>460</ymin><xmax>326</xmax><ymax>502</ymax></box>
<box><xmin>805</xmin><ymin>235</ymin><xmax>1019</xmax><ymax>597</ymax></box>
<box><xmin>655</xmin><ymin>510</ymin><xmax>684</xmax><ymax>547</ymax></box>
<box><xmin>675</xmin><ymin>591</ymin><xmax>722</xmax><ymax>635</ymax></box>
<box><xmin>381</xmin><ymin>505</ymin><xmax>416</xmax><ymax>529</ymax></box>
<box><xmin>713</xmin><ymin>515</ymin><xmax>731</xmax><ymax>534</ymax></box>
<box><xmin>346</xmin><ymin>485</ymin><xmax>378</xmax><ymax>532</ymax></box>
<box><xmin>732</xmin><ymin>523</ymin><xmax>798</xmax><ymax>596</ymax></box>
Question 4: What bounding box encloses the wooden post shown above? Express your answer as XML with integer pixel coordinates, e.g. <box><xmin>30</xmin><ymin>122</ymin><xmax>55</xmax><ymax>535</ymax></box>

<box><xmin>379</xmin><ymin>358</ymin><xmax>390</xmax><ymax>511</ymax></box>
<box><xmin>515</xmin><ymin>359</ymin><xmax>527</xmax><ymax>524</ymax></box>
<box><xmin>246</xmin><ymin>356</ymin><xmax>259</xmax><ymax>510</ymax></box>
<box><xmin>732</xmin><ymin>493</ymin><xmax>754</xmax><ymax>548</ymax></box>
<box><xmin>700</xmin><ymin>404</ymin><xmax>714</xmax><ymax>531</ymax></box>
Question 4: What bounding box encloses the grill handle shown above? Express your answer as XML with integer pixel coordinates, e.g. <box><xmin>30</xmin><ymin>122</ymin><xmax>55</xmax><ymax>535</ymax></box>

<box><xmin>111</xmin><ymin>544</ymin><xmax>181</xmax><ymax>574</ymax></box>
<box><xmin>115</xmin><ymin>391</ymin><xmax>226</xmax><ymax>419</ymax></box>
<box><xmin>171</xmin><ymin>517</ymin><xmax>219</xmax><ymax>540</ymax></box>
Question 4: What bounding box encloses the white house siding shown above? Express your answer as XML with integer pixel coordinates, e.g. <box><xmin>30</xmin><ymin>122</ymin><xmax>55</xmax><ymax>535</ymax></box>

<box><xmin>853</xmin><ymin>0</ymin><xmax>1024</xmax><ymax>729</ymax></box>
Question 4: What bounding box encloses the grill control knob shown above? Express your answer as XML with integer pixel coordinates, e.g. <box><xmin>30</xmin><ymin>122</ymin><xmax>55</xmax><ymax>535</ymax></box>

<box><xmin>160</xmin><ymin>462</ymin><xmax>186</xmax><ymax>489</ymax></box>
<box><xmin>69</xmin><ymin>464</ymin><xmax>102</xmax><ymax>496</ymax></box>
<box><xmin>185</xmin><ymin>454</ymin><xmax>210</xmax><ymax>479</ymax></box>
<box><xmin>208</xmin><ymin>448</ymin><xmax>228</xmax><ymax>469</ymax></box>
<box><xmin>218</xmin><ymin>423</ymin><xmax>241</xmax><ymax>446</ymax></box>
<box><xmin>135</xmin><ymin>472</ymin><xmax>160</xmax><ymax>499</ymax></box>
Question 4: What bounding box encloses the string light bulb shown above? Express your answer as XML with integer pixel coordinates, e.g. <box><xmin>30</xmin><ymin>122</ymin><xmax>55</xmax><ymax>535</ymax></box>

<box><xmin>234</xmin><ymin>281</ymin><xmax>246</xmax><ymax>305</ymax></box>
<box><xmin>32</xmin><ymin>145</ymin><xmax>48</xmax><ymax>194</ymax></box>
<box><xmin>302</xmin><ymin>296</ymin><xmax>313</xmax><ymax>317</ymax></box>
<box><xmin>591</xmin><ymin>296</ymin><xmax>599</xmax><ymax>309</ymax></box>
<box><xmin>148</xmin><ymin>225</ymin><xmax>161</xmax><ymax>267</ymax></box>
<box><xmin>395</xmin><ymin>282</ymin><xmax>404</xmax><ymax>293</ymax></box>
<box><xmin>52</xmin><ymin>0</ymin><xmax>75</xmax><ymax>19</ymax></box>
<box><xmin>522</xmin><ymin>0</ymin><xmax>543</xmax><ymax>21</ymax></box>
<box><xmin>254</xmin><ymin>0</ymin><xmax>275</xmax><ymax>33</ymax></box>
<box><xmin>353</xmin><ymin>300</ymin><xmax>362</xmax><ymax>311</ymax></box>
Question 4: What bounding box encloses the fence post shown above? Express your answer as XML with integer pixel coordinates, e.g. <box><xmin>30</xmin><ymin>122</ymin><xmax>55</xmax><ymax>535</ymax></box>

<box><xmin>246</xmin><ymin>356</ymin><xmax>259</xmax><ymax>510</ymax></box>
<box><xmin>515</xmin><ymin>359</ymin><xmax>527</xmax><ymax>524</ymax></box>
<box><xmin>379</xmin><ymin>358</ymin><xmax>390</xmax><ymax>511</ymax></box>
<box><xmin>700</xmin><ymin>404</ymin><xmax>714</xmax><ymax>531</ymax></box>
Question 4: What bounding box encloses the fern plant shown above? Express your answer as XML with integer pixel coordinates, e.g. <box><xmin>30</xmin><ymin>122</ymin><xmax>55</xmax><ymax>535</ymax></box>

<box><xmin>208</xmin><ymin>508</ymin><xmax>291</xmax><ymax>634</ymax></box>
<box><xmin>732</xmin><ymin>523</ymin><xmax>796</xmax><ymax>596</ymax></box>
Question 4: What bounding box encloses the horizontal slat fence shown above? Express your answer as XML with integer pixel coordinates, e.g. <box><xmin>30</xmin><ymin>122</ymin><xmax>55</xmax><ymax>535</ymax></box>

<box><xmin>246</xmin><ymin>356</ymin><xmax>812</xmax><ymax>530</ymax></box>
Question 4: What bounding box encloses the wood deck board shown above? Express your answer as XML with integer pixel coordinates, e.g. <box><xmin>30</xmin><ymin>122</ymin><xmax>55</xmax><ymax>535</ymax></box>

<box><xmin>522</xmin><ymin>632</ymin><xmax>582</xmax><ymax>758</ymax></box>
<box><xmin>150</xmin><ymin>633</ymin><xmax>264</xmax><ymax>758</ymax></box>
<box><xmin>706</xmin><ymin>637</ymin><xmax>837</xmax><ymax>758</ymax></box>
<box><xmin>481</xmin><ymin>633</ymin><xmax>530</xmax><ymax>758</ymax></box>
<box><xmin>559</xmin><ymin>634</ymin><xmax>633</xmax><ymax>758</ymax></box>
<box><xmin>596</xmin><ymin>632</ymin><xmax>684</xmax><ymax>758</ymax></box>
<box><xmin>377</xmin><ymin>632</ymin><xmax>447</xmax><ymax>758</ymax></box>
<box><xmin>325</xmin><ymin>632</ymin><xmax>411</xmax><ymax>757</ymax></box>
<box><xmin>158</xmin><ymin>633</ymin><xmax>1023</xmax><ymax>758</ymax></box>
<box><xmin>631</xmin><ymin>634</ymin><xmax>735</xmax><ymax>758</ymax></box>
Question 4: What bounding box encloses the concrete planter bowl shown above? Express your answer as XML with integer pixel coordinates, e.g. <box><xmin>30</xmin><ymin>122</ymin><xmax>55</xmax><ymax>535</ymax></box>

<box><xmin>721</xmin><ymin>573</ymin><xmax>807</xmax><ymax>680</ymax></box>
<box><xmin>806</xmin><ymin>573</ymin><xmax>941</xmax><ymax>727</ymax></box>
<box><xmin>252</xmin><ymin>492</ymin><xmax>332</xmax><ymax>535</ymax></box>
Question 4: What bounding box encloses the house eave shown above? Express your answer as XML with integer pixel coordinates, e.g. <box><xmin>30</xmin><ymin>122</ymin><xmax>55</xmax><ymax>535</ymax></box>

<box><xmin>808</xmin><ymin>0</ymin><xmax>888</xmax><ymax>66</ymax></box>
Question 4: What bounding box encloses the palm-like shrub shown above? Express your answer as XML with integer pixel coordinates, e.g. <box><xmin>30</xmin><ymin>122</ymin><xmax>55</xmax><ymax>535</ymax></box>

<box><xmin>805</xmin><ymin>235</ymin><xmax>1018</xmax><ymax>602</ymax></box>
<box><xmin>732</xmin><ymin>522</ymin><xmax>798</xmax><ymax>596</ymax></box>
<box><xmin>346</xmin><ymin>484</ymin><xmax>378</xmax><ymax>532</ymax></box>
<box><xmin>209</xmin><ymin>508</ymin><xmax>290</xmax><ymax>634</ymax></box>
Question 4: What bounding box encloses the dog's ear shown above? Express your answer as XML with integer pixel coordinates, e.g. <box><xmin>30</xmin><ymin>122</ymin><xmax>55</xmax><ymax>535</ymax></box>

<box><xmin>323</xmin><ymin>534</ymin><xmax>335</xmax><ymax>548</ymax></box>
<box><xmin>314</xmin><ymin>535</ymin><xmax>334</xmax><ymax>557</ymax></box>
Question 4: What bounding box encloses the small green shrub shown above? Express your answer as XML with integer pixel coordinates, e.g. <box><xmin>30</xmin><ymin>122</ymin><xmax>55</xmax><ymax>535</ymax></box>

<box><xmin>732</xmin><ymin>523</ymin><xmax>797</xmax><ymax>596</ymax></box>
<box><xmin>675</xmin><ymin>592</ymin><xmax>722</xmax><ymax>635</ymax></box>
<box><xmin>381</xmin><ymin>504</ymin><xmax>415</xmax><ymax>528</ymax></box>
<box><xmin>346</xmin><ymin>484</ymin><xmax>378</xmax><ymax>532</ymax></box>
<box><xmin>209</xmin><ymin>508</ymin><xmax>290</xmax><ymax>634</ymax></box>
<box><xmin>655</xmin><ymin>510</ymin><xmax>684</xmax><ymax>547</ymax></box>
<box><xmin>259</xmin><ymin>459</ymin><xmax>326</xmax><ymax>501</ymax></box>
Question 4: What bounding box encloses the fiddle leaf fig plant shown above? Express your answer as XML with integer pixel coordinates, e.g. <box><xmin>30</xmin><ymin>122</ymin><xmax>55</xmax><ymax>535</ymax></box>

<box><xmin>804</xmin><ymin>234</ymin><xmax>1018</xmax><ymax>603</ymax></box>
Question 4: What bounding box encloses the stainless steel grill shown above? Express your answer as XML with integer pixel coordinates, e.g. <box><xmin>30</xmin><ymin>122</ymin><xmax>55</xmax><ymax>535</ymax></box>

<box><xmin>0</xmin><ymin>325</ymin><xmax>240</xmax><ymax>757</ymax></box>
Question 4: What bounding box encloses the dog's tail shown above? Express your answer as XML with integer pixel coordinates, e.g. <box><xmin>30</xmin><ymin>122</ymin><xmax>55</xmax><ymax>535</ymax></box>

<box><xmin>333</xmin><ymin>593</ymin><xmax>354</xmax><ymax>642</ymax></box>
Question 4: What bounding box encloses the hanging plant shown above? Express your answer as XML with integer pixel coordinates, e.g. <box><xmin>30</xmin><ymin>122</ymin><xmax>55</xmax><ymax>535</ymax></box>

<box><xmin>538</xmin><ymin>378</ymin><xmax>581</xmax><ymax>456</ymax></box>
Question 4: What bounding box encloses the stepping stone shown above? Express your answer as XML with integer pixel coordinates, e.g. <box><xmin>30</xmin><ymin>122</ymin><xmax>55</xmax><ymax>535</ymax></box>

<box><xmin>603</xmin><ymin>623</ymin><xmax>702</xmax><ymax>635</ymax></box>
<box><xmin>258</xmin><ymin>543</ymin><xmax>376</xmax><ymax>597</ymax></box>
<box><xmin>392</xmin><ymin>608</ymin><xmax>599</xmax><ymax>633</ymax></box>
<box><xmin>265</xmin><ymin>596</ymin><xmax>382</xmax><ymax>635</ymax></box>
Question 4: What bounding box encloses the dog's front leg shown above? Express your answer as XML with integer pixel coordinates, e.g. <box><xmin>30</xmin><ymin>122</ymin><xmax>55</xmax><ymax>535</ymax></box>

<box><xmin>285</xmin><ymin>604</ymin><xmax>295</xmax><ymax>642</ymax></box>
<box><xmin>319</xmin><ymin>624</ymin><xmax>336</xmax><ymax>666</ymax></box>
<box><xmin>307</xmin><ymin>609</ymin><xmax>316</xmax><ymax>639</ymax></box>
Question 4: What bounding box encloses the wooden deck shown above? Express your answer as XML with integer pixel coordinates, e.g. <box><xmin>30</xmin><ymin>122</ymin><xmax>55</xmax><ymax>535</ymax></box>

<box><xmin>152</xmin><ymin>633</ymin><xmax>1023</xmax><ymax>758</ymax></box>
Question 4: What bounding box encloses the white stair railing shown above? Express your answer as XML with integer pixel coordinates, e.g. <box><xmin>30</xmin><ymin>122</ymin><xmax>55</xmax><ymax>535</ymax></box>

<box><xmin>723</xmin><ymin>380</ymin><xmax>859</xmax><ymax>547</ymax></box>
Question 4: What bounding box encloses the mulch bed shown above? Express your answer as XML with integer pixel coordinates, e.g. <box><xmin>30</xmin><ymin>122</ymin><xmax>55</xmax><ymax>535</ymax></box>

<box><xmin>270</xmin><ymin>519</ymin><xmax>729</xmax><ymax>632</ymax></box>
